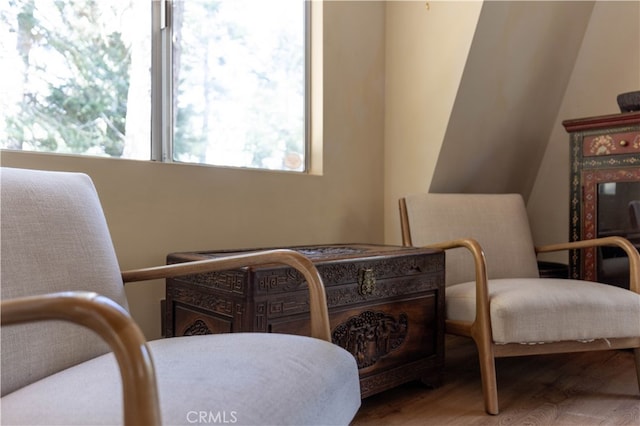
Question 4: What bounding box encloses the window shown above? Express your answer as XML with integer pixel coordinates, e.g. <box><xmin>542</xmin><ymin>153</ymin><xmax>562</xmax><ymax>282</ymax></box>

<box><xmin>0</xmin><ymin>0</ymin><xmax>309</xmax><ymax>172</ymax></box>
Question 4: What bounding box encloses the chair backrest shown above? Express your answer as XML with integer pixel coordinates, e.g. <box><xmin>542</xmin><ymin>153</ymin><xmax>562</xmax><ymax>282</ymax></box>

<box><xmin>401</xmin><ymin>193</ymin><xmax>540</xmax><ymax>286</ymax></box>
<box><xmin>1</xmin><ymin>167</ymin><xmax>129</xmax><ymax>396</ymax></box>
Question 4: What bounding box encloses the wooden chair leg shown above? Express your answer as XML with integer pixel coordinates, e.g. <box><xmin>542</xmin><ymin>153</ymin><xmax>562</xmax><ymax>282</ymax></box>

<box><xmin>474</xmin><ymin>338</ymin><xmax>499</xmax><ymax>415</ymax></box>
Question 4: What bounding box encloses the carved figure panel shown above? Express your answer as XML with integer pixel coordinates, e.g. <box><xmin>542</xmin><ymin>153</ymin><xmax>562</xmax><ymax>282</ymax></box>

<box><xmin>332</xmin><ymin>310</ymin><xmax>408</xmax><ymax>369</ymax></box>
<box><xmin>183</xmin><ymin>319</ymin><xmax>212</xmax><ymax>336</ymax></box>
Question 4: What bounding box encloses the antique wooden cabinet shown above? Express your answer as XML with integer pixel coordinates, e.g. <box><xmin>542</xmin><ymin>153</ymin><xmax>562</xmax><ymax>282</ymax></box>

<box><xmin>165</xmin><ymin>244</ymin><xmax>445</xmax><ymax>398</ymax></box>
<box><xmin>563</xmin><ymin>111</ymin><xmax>640</xmax><ymax>288</ymax></box>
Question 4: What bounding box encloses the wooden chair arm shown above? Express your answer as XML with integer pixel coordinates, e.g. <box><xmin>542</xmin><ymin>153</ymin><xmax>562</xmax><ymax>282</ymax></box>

<box><xmin>121</xmin><ymin>249</ymin><xmax>332</xmax><ymax>342</ymax></box>
<box><xmin>415</xmin><ymin>239</ymin><xmax>492</xmax><ymax>336</ymax></box>
<box><xmin>399</xmin><ymin>198</ymin><xmax>491</xmax><ymax>333</ymax></box>
<box><xmin>536</xmin><ymin>236</ymin><xmax>640</xmax><ymax>293</ymax></box>
<box><xmin>1</xmin><ymin>292</ymin><xmax>161</xmax><ymax>426</ymax></box>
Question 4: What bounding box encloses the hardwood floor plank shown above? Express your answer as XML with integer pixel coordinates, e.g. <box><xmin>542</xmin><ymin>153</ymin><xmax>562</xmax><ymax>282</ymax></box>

<box><xmin>352</xmin><ymin>336</ymin><xmax>639</xmax><ymax>425</ymax></box>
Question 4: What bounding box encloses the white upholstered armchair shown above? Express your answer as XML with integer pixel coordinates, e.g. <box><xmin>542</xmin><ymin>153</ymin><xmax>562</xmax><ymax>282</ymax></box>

<box><xmin>0</xmin><ymin>167</ymin><xmax>361</xmax><ymax>425</ymax></box>
<box><xmin>399</xmin><ymin>193</ymin><xmax>640</xmax><ymax>415</ymax></box>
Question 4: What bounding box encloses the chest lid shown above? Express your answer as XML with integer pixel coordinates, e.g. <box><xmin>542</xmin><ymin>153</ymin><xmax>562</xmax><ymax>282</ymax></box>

<box><xmin>167</xmin><ymin>244</ymin><xmax>443</xmax><ymax>293</ymax></box>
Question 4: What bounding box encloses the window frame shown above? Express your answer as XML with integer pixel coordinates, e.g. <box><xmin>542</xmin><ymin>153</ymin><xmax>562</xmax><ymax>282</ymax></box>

<box><xmin>150</xmin><ymin>0</ymin><xmax>317</xmax><ymax>173</ymax></box>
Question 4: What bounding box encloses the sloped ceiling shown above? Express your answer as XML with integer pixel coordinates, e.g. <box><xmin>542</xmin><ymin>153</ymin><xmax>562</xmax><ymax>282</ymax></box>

<box><xmin>429</xmin><ymin>1</ymin><xmax>595</xmax><ymax>199</ymax></box>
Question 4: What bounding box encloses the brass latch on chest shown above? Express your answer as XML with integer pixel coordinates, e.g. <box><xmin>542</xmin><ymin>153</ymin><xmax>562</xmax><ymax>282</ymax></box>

<box><xmin>358</xmin><ymin>268</ymin><xmax>376</xmax><ymax>295</ymax></box>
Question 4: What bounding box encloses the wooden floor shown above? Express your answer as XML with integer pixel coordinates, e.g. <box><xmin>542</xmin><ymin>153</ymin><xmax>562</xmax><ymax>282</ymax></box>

<box><xmin>352</xmin><ymin>336</ymin><xmax>639</xmax><ymax>425</ymax></box>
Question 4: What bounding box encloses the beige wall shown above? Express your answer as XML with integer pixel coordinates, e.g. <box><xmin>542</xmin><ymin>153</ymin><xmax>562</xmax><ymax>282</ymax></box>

<box><xmin>430</xmin><ymin>1</ymin><xmax>594</xmax><ymax>197</ymax></box>
<box><xmin>0</xmin><ymin>1</ymin><xmax>387</xmax><ymax>339</ymax></box>
<box><xmin>528</xmin><ymin>0</ymin><xmax>640</xmax><ymax>262</ymax></box>
<box><xmin>384</xmin><ymin>0</ymin><xmax>638</xmax><ymax>253</ymax></box>
<box><xmin>384</xmin><ymin>1</ymin><xmax>482</xmax><ymax>244</ymax></box>
<box><xmin>383</xmin><ymin>1</ymin><xmax>593</xmax><ymax>245</ymax></box>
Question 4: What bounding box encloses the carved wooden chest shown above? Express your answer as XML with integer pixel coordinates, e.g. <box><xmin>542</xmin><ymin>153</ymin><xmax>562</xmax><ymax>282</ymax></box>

<box><xmin>164</xmin><ymin>244</ymin><xmax>445</xmax><ymax>398</ymax></box>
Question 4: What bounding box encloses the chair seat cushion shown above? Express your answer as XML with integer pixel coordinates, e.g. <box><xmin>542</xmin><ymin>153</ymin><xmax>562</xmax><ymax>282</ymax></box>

<box><xmin>446</xmin><ymin>278</ymin><xmax>640</xmax><ymax>344</ymax></box>
<box><xmin>0</xmin><ymin>333</ymin><xmax>361</xmax><ymax>425</ymax></box>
